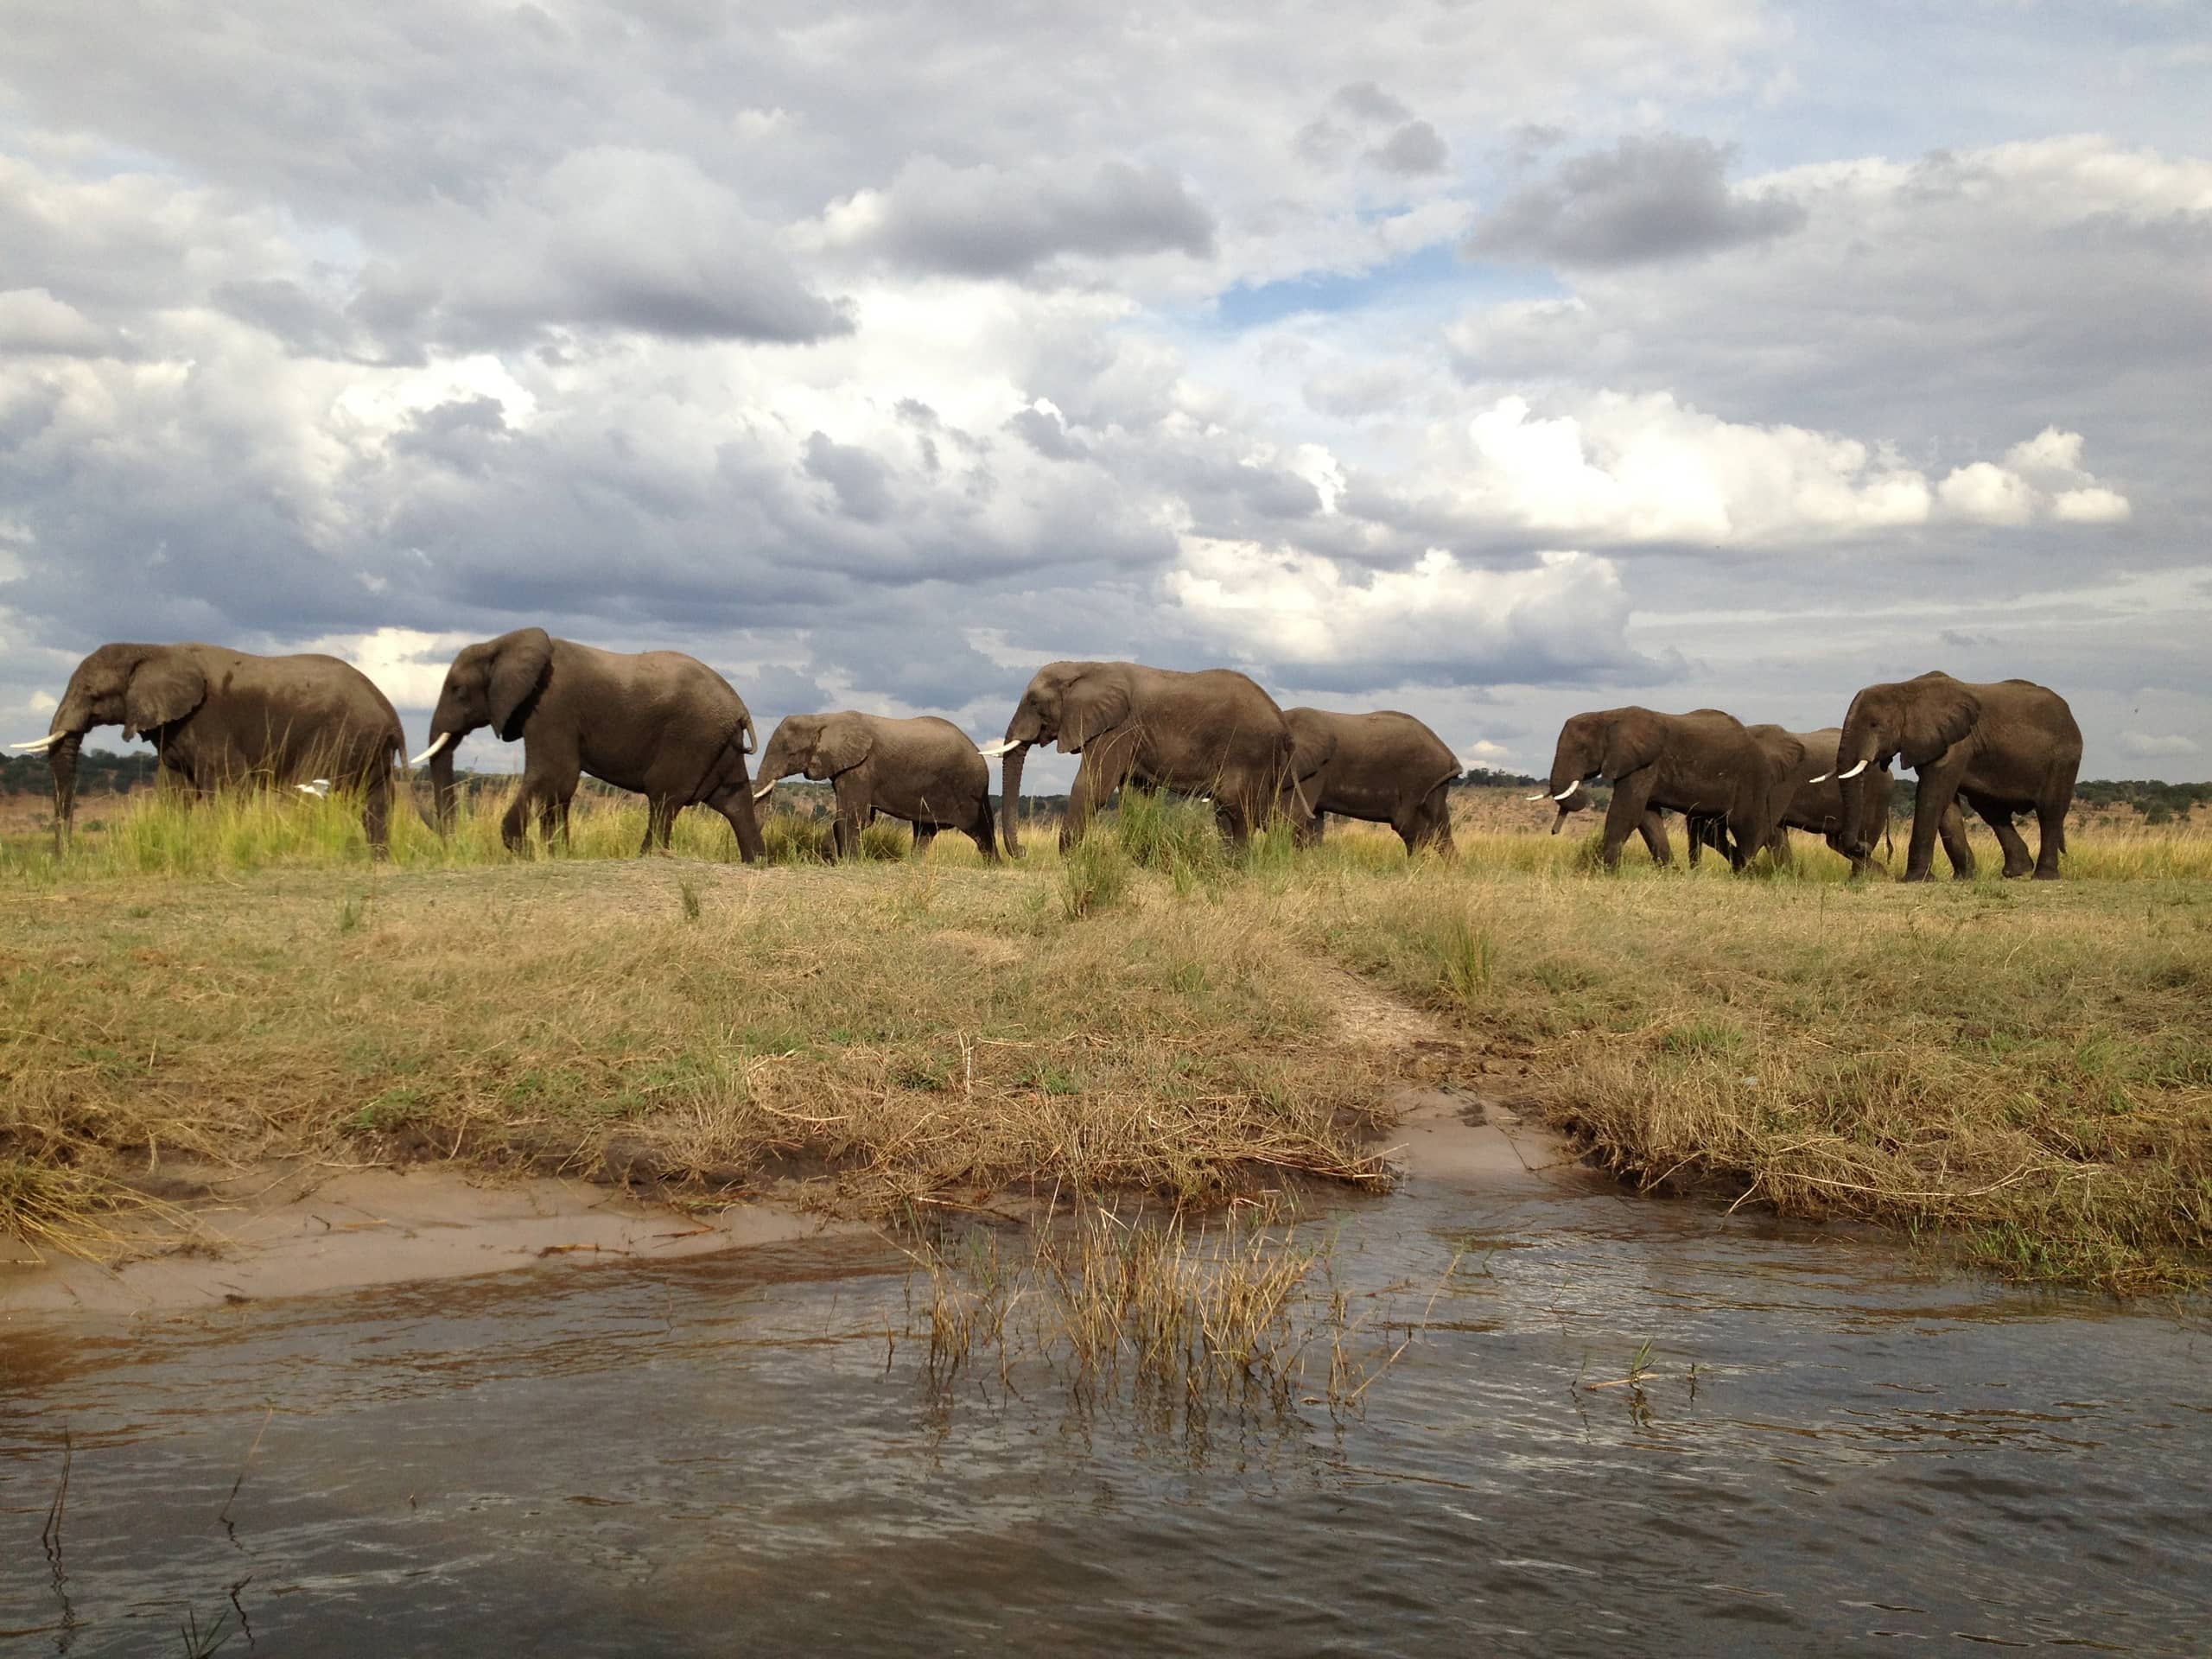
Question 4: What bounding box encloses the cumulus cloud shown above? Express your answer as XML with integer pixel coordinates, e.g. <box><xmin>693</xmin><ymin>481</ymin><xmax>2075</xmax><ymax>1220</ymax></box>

<box><xmin>1936</xmin><ymin>427</ymin><xmax>2130</xmax><ymax>526</ymax></box>
<box><xmin>1167</xmin><ymin>543</ymin><xmax>1645</xmax><ymax>686</ymax></box>
<box><xmin>816</xmin><ymin>158</ymin><xmax>1216</xmax><ymax>278</ymax></box>
<box><xmin>1467</xmin><ymin>133</ymin><xmax>1805</xmax><ymax>266</ymax></box>
<box><xmin>0</xmin><ymin>288</ymin><xmax>121</xmax><ymax>357</ymax></box>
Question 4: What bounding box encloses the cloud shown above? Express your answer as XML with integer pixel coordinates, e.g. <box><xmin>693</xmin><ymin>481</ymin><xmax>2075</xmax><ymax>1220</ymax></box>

<box><xmin>2119</xmin><ymin>730</ymin><xmax>2200</xmax><ymax>759</ymax></box>
<box><xmin>1167</xmin><ymin>543</ymin><xmax>1648</xmax><ymax>687</ymax></box>
<box><xmin>1467</xmin><ymin>133</ymin><xmax>1805</xmax><ymax>266</ymax></box>
<box><xmin>1370</xmin><ymin>121</ymin><xmax>1450</xmax><ymax>176</ymax></box>
<box><xmin>1936</xmin><ymin>427</ymin><xmax>2130</xmax><ymax>525</ymax></box>
<box><xmin>0</xmin><ymin>288</ymin><xmax>121</xmax><ymax>357</ymax></box>
<box><xmin>817</xmin><ymin>158</ymin><xmax>1217</xmax><ymax>278</ymax></box>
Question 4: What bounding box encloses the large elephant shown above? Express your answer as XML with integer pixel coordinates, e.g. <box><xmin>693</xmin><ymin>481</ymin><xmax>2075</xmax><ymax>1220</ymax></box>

<box><xmin>1535</xmin><ymin>707</ymin><xmax>1783</xmax><ymax>872</ymax></box>
<box><xmin>1284</xmin><ymin>708</ymin><xmax>1459</xmax><ymax>855</ymax></box>
<box><xmin>1681</xmin><ymin>726</ymin><xmax>1917</xmax><ymax>878</ymax></box>
<box><xmin>1827</xmin><ymin>671</ymin><xmax>2082</xmax><ymax>881</ymax></box>
<box><xmin>983</xmin><ymin>662</ymin><xmax>1297</xmax><ymax>854</ymax></box>
<box><xmin>415</xmin><ymin>628</ymin><xmax>766</xmax><ymax>860</ymax></box>
<box><xmin>11</xmin><ymin>642</ymin><xmax>405</xmax><ymax>855</ymax></box>
<box><xmin>752</xmin><ymin>711</ymin><xmax>997</xmax><ymax>861</ymax></box>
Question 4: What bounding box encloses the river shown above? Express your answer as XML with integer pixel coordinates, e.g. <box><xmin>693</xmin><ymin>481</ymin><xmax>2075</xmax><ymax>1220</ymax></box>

<box><xmin>3</xmin><ymin>1109</ymin><xmax>2208</xmax><ymax>1655</ymax></box>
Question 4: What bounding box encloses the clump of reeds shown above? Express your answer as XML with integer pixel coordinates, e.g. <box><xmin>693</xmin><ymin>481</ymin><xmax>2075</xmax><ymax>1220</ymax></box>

<box><xmin>907</xmin><ymin>1203</ymin><xmax>1440</xmax><ymax>1423</ymax></box>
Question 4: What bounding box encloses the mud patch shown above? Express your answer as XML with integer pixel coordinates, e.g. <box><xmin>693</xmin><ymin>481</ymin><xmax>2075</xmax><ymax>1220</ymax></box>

<box><xmin>0</xmin><ymin>1163</ymin><xmax>856</xmax><ymax>1318</ymax></box>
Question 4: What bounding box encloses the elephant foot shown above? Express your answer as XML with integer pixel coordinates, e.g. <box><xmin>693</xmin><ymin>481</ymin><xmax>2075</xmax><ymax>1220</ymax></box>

<box><xmin>2000</xmin><ymin>866</ymin><xmax>2033</xmax><ymax>880</ymax></box>
<box><xmin>1897</xmin><ymin>870</ymin><xmax>1935</xmax><ymax>884</ymax></box>
<box><xmin>2033</xmin><ymin>868</ymin><xmax>2063</xmax><ymax>881</ymax></box>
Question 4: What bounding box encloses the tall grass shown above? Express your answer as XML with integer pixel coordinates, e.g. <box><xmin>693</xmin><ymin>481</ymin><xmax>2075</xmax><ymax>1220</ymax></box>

<box><xmin>4</xmin><ymin>779</ymin><xmax>2209</xmax><ymax>1288</ymax></box>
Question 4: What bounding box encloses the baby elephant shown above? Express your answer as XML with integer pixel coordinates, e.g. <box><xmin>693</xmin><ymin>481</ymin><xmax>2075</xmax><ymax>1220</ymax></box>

<box><xmin>753</xmin><ymin>712</ymin><xmax>998</xmax><ymax>861</ymax></box>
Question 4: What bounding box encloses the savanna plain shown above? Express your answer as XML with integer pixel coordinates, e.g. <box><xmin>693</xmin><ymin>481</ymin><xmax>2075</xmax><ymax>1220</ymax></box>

<box><xmin>3</xmin><ymin>781</ymin><xmax>2209</xmax><ymax>1294</ymax></box>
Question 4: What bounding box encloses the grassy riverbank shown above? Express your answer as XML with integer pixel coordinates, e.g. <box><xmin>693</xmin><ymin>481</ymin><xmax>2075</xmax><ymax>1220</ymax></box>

<box><xmin>3</xmin><ymin>786</ymin><xmax>2209</xmax><ymax>1288</ymax></box>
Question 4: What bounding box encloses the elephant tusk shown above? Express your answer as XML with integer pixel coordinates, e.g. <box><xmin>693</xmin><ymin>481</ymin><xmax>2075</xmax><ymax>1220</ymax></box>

<box><xmin>1835</xmin><ymin>760</ymin><xmax>1869</xmax><ymax>780</ymax></box>
<box><xmin>10</xmin><ymin>734</ymin><xmax>66</xmax><ymax>752</ymax></box>
<box><xmin>1524</xmin><ymin>792</ymin><xmax>1550</xmax><ymax>802</ymax></box>
<box><xmin>977</xmin><ymin>739</ymin><xmax>1021</xmax><ymax>757</ymax></box>
<box><xmin>410</xmin><ymin>732</ymin><xmax>453</xmax><ymax>767</ymax></box>
<box><xmin>752</xmin><ymin>782</ymin><xmax>776</xmax><ymax>801</ymax></box>
<box><xmin>1808</xmin><ymin>772</ymin><xmax>1831</xmax><ymax>784</ymax></box>
<box><xmin>1551</xmin><ymin>784</ymin><xmax>1581</xmax><ymax>801</ymax></box>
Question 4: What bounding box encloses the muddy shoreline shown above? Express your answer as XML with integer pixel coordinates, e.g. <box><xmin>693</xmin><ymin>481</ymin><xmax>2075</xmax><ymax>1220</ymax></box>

<box><xmin>1</xmin><ymin>1090</ymin><xmax>1583</xmax><ymax>1320</ymax></box>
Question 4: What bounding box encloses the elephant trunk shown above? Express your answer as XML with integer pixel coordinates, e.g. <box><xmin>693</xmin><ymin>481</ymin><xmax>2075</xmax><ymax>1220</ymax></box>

<box><xmin>429</xmin><ymin>741</ymin><xmax>460</xmax><ymax>836</ymax></box>
<box><xmin>1834</xmin><ymin>727</ymin><xmax>1883</xmax><ymax>857</ymax></box>
<box><xmin>1000</xmin><ymin>741</ymin><xmax>1029</xmax><ymax>857</ymax></box>
<box><xmin>47</xmin><ymin>729</ymin><xmax>84</xmax><ymax>855</ymax></box>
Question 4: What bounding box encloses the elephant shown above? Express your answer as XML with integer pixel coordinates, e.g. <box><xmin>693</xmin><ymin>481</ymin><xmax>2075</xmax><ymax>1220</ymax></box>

<box><xmin>1283</xmin><ymin>708</ymin><xmax>1460</xmax><ymax>855</ymax></box>
<box><xmin>1826</xmin><ymin>671</ymin><xmax>2082</xmax><ymax>881</ymax></box>
<box><xmin>983</xmin><ymin>661</ymin><xmax>1298</xmax><ymax>854</ymax></box>
<box><xmin>12</xmin><ymin>642</ymin><xmax>405</xmax><ymax>855</ymax></box>
<box><xmin>752</xmin><ymin>711</ymin><xmax>997</xmax><ymax>861</ymax></box>
<box><xmin>1535</xmin><ymin>706</ymin><xmax>1785</xmax><ymax>872</ymax></box>
<box><xmin>1677</xmin><ymin>726</ymin><xmax>1919</xmax><ymax>878</ymax></box>
<box><xmin>415</xmin><ymin>628</ymin><xmax>766</xmax><ymax>860</ymax></box>
<box><xmin>1546</xmin><ymin>783</ymin><xmax>1676</xmax><ymax>864</ymax></box>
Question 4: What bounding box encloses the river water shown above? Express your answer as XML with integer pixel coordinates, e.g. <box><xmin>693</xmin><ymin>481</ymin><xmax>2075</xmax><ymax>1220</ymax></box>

<box><xmin>4</xmin><ymin>1131</ymin><xmax>2209</xmax><ymax>1656</ymax></box>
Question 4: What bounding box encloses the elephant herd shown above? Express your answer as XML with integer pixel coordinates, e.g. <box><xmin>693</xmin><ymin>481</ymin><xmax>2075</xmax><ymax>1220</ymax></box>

<box><xmin>10</xmin><ymin>635</ymin><xmax>2084</xmax><ymax>883</ymax></box>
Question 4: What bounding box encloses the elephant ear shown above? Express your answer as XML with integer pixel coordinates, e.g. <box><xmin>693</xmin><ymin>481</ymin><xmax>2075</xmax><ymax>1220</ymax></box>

<box><xmin>123</xmin><ymin>654</ymin><xmax>207</xmax><ymax>739</ymax></box>
<box><xmin>1599</xmin><ymin>711</ymin><xmax>1663</xmax><ymax>779</ymax></box>
<box><xmin>488</xmin><ymin>628</ymin><xmax>554</xmax><ymax>741</ymax></box>
<box><xmin>814</xmin><ymin>715</ymin><xmax>874</xmax><ymax>777</ymax></box>
<box><xmin>1286</xmin><ymin>711</ymin><xmax>1335</xmax><ymax>783</ymax></box>
<box><xmin>1764</xmin><ymin>730</ymin><xmax>1806</xmax><ymax>785</ymax></box>
<box><xmin>1058</xmin><ymin>672</ymin><xmax>1130</xmax><ymax>754</ymax></box>
<box><xmin>1897</xmin><ymin>679</ymin><xmax>1980</xmax><ymax>770</ymax></box>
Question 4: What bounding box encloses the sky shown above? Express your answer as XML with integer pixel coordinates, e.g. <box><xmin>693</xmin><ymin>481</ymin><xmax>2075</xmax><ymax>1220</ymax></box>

<box><xmin>2</xmin><ymin>0</ymin><xmax>2208</xmax><ymax>787</ymax></box>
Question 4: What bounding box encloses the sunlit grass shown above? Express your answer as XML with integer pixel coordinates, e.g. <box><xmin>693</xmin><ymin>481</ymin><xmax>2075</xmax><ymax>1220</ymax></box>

<box><xmin>3</xmin><ymin>779</ymin><xmax>2208</xmax><ymax>1290</ymax></box>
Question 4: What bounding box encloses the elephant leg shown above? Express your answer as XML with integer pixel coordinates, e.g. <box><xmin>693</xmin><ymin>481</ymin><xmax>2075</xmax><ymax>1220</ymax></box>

<box><xmin>640</xmin><ymin>797</ymin><xmax>676</xmax><ymax>856</ymax></box>
<box><xmin>1684</xmin><ymin>814</ymin><xmax>1710</xmax><ymax>869</ymax></box>
<box><xmin>1058</xmin><ymin>752</ymin><xmax>1116</xmax><ymax>851</ymax></box>
<box><xmin>1216</xmin><ymin>798</ymin><xmax>1253</xmax><ymax>849</ymax></box>
<box><xmin>1634</xmin><ymin>808</ymin><xmax>1673</xmax><ymax>868</ymax></box>
<box><xmin>499</xmin><ymin>785</ymin><xmax>535</xmax><ymax>853</ymax></box>
<box><xmin>1936</xmin><ymin>802</ymin><xmax>1976</xmax><ymax>880</ymax></box>
<box><xmin>363</xmin><ymin>770</ymin><xmax>392</xmax><ymax>860</ymax></box>
<box><xmin>968</xmin><ymin>796</ymin><xmax>1000</xmax><ymax>863</ymax></box>
<box><xmin>1902</xmin><ymin>769</ymin><xmax>1967</xmax><ymax>882</ymax></box>
<box><xmin>1602</xmin><ymin>775</ymin><xmax>1656</xmax><ymax>869</ymax></box>
<box><xmin>1295</xmin><ymin>810</ymin><xmax>1325</xmax><ymax>849</ymax></box>
<box><xmin>1962</xmin><ymin>789</ymin><xmax>2033</xmax><ymax>877</ymax></box>
<box><xmin>708</xmin><ymin>775</ymin><xmax>766</xmax><ymax>865</ymax></box>
<box><xmin>830</xmin><ymin>776</ymin><xmax>869</xmax><ymax>861</ymax></box>
<box><xmin>911</xmin><ymin>823</ymin><xmax>938</xmax><ymax>858</ymax></box>
<box><xmin>2032</xmin><ymin>797</ymin><xmax>2068</xmax><ymax>880</ymax></box>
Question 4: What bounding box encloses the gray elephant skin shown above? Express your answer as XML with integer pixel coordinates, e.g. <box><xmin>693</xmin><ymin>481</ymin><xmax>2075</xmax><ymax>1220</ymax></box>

<box><xmin>15</xmin><ymin>642</ymin><xmax>406</xmax><ymax>854</ymax></box>
<box><xmin>1540</xmin><ymin>706</ymin><xmax>1784</xmax><ymax>872</ymax></box>
<box><xmin>1285</xmin><ymin>708</ymin><xmax>1459</xmax><ymax>855</ymax></box>
<box><xmin>753</xmin><ymin>711</ymin><xmax>997</xmax><ymax>861</ymax></box>
<box><xmin>1683</xmin><ymin>726</ymin><xmax>1918</xmax><ymax>877</ymax></box>
<box><xmin>988</xmin><ymin>662</ymin><xmax>1296</xmax><ymax>854</ymax></box>
<box><xmin>416</xmin><ymin>627</ymin><xmax>766</xmax><ymax>860</ymax></box>
<box><xmin>1830</xmin><ymin>671</ymin><xmax>2081</xmax><ymax>881</ymax></box>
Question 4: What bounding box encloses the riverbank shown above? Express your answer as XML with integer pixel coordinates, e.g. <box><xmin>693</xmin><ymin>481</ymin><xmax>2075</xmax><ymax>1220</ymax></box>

<box><xmin>4</xmin><ymin>793</ymin><xmax>2208</xmax><ymax>1290</ymax></box>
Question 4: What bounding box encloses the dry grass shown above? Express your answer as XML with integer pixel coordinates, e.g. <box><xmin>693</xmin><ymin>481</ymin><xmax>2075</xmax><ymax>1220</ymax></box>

<box><xmin>903</xmin><ymin>1200</ymin><xmax>1448</xmax><ymax>1427</ymax></box>
<box><xmin>3</xmin><ymin>781</ymin><xmax>2209</xmax><ymax>1289</ymax></box>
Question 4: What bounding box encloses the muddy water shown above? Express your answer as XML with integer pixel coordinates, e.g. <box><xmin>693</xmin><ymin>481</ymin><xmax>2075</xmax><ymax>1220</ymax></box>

<box><xmin>3</xmin><ymin>1121</ymin><xmax>2209</xmax><ymax>1656</ymax></box>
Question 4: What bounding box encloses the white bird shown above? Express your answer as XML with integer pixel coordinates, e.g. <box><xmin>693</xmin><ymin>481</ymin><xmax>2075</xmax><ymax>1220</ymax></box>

<box><xmin>296</xmin><ymin>779</ymin><xmax>332</xmax><ymax>798</ymax></box>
